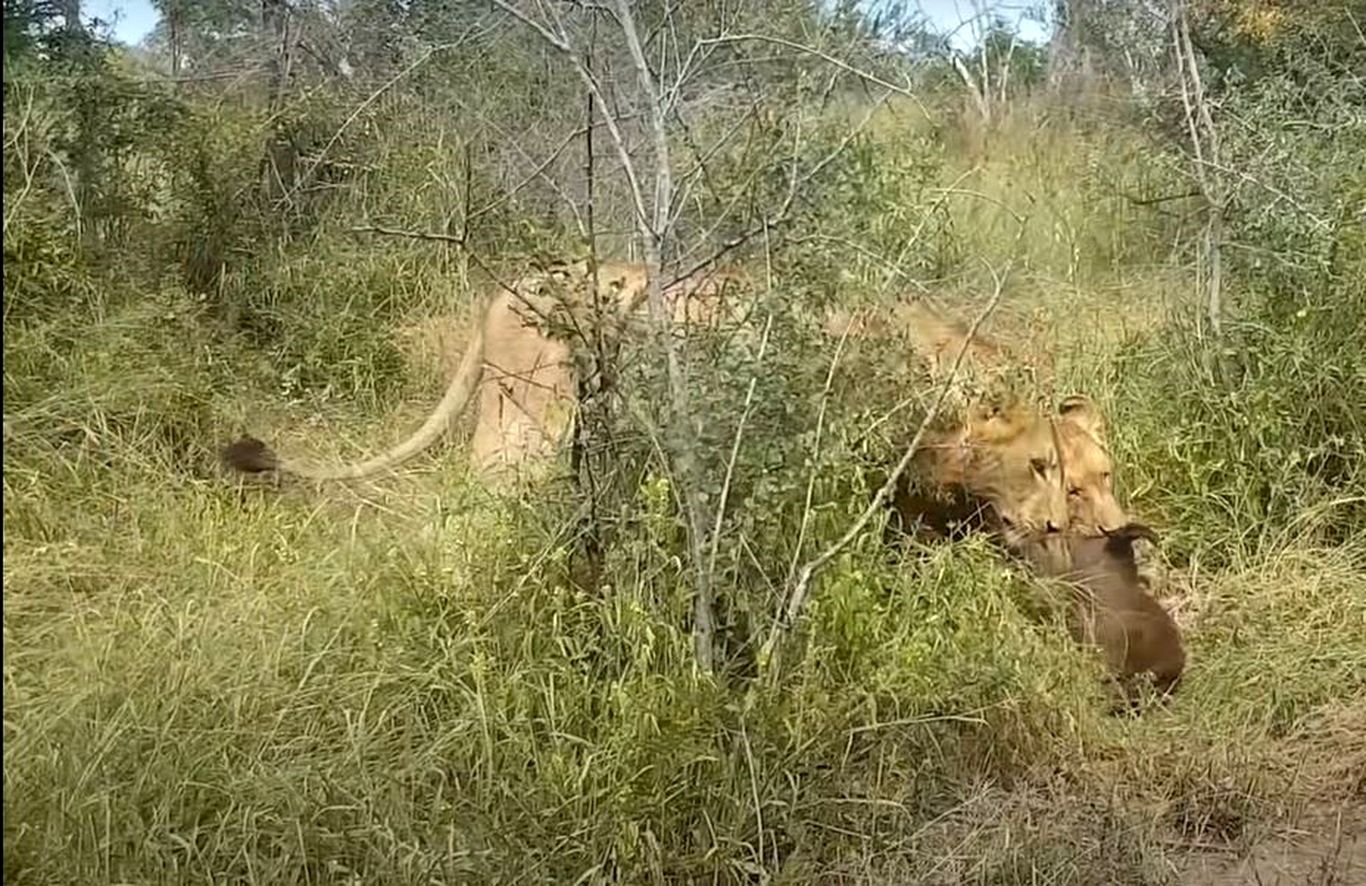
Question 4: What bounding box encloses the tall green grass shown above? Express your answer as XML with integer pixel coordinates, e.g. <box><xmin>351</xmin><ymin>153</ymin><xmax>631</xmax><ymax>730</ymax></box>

<box><xmin>6</xmin><ymin>90</ymin><xmax>1366</xmax><ymax>886</ymax></box>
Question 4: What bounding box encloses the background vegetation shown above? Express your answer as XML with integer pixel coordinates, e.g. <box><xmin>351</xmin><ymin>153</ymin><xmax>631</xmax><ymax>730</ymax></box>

<box><xmin>4</xmin><ymin>1</ymin><xmax>1364</xmax><ymax>883</ymax></box>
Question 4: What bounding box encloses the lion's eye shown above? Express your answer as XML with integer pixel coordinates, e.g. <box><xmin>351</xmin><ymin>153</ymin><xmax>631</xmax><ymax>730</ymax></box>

<box><xmin>1102</xmin><ymin>472</ymin><xmax>1113</xmax><ymax>485</ymax></box>
<box><xmin>1068</xmin><ymin>486</ymin><xmax>1082</xmax><ymax>498</ymax></box>
<box><xmin>1030</xmin><ymin>458</ymin><xmax>1048</xmax><ymax>476</ymax></box>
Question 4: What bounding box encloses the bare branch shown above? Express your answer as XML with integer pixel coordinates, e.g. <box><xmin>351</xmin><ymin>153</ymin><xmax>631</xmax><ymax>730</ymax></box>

<box><xmin>351</xmin><ymin>223</ymin><xmax>464</xmax><ymax>244</ymax></box>
<box><xmin>494</xmin><ymin>0</ymin><xmax>721</xmax><ymax>670</ymax></box>
<box><xmin>281</xmin><ymin>23</ymin><xmax>496</xmax><ymax>208</ymax></box>
<box><xmin>696</xmin><ymin>33</ymin><xmax>932</xmax><ymax>121</ymax></box>
<box><xmin>489</xmin><ymin>0</ymin><xmax>653</xmax><ymax>234</ymax></box>
<box><xmin>670</xmin><ymin>90</ymin><xmax>893</xmax><ymax>288</ymax></box>
<box><xmin>784</xmin><ymin>304</ymin><xmax>858</xmax><ymax>591</ymax></box>
<box><xmin>610</xmin><ymin>0</ymin><xmax>718</xmax><ymax>671</ymax></box>
<box><xmin>951</xmin><ymin>53</ymin><xmax>990</xmax><ymax>122</ymax></box>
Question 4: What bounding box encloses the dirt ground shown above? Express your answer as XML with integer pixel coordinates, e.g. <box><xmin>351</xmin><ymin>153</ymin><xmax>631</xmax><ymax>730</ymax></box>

<box><xmin>1177</xmin><ymin>803</ymin><xmax>1366</xmax><ymax>886</ymax></box>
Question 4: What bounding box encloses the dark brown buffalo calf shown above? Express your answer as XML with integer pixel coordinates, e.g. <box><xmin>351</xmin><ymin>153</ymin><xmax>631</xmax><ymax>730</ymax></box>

<box><xmin>1027</xmin><ymin>523</ymin><xmax>1186</xmax><ymax>710</ymax></box>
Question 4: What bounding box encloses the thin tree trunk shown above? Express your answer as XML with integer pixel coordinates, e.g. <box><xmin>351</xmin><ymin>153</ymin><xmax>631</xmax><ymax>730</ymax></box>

<box><xmin>1047</xmin><ymin>0</ymin><xmax>1077</xmax><ymax>90</ymax></box>
<box><xmin>168</xmin><ymin>8</ymin><xmax>181</xmax><ymax>78</ymax></box>
<box><xmin>572</xmin><ymin>22</ymin><xmax>609</xmax><ymax>594</ymax></box>
<box><xmin>1204</xmin><ymin>209</ymin><xmax>1223</xmax><ymax>338</ymax></box>
<box><xmin>61</xmin><ymin>0</ymin><xmax>82</xmax><ymax>37</ymax></box>
<box><xmin>614</xmin><ymin>0</ymin><xmax>717</xmax><ymax>671</ymax></box>
<box><xmin>1171</xmin><ymin>0</ymin><xmax>1224</xmax><ymax>339</ymax></box>
<box><xmin>489</xmin><ymin>0</ymin><xmax>721</xmax><ymax>669</ymax></box>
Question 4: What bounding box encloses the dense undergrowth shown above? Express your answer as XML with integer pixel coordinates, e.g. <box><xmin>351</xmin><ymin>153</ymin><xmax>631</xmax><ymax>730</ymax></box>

<box><xmin>5</xmin><ymin>5</ymin><xmax>1366</xmax><ymax>884</ymax></box>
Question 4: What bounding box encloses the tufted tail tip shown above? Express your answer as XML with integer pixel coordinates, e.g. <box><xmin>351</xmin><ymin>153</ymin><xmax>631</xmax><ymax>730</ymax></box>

<box><xmin>220</xmin><ymin>436</ymin><xmax>279</xmax><ymax>474</ymax></box>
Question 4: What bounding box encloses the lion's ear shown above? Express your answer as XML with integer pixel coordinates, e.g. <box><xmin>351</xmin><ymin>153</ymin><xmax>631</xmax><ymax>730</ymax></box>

<box><xmin>1058</xmin><ymin>394</ymin><xmax>1105</xmax><ymax>438</ymax></box>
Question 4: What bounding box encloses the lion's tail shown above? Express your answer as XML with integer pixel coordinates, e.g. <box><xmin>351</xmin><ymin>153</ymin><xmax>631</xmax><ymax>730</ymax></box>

<box><xmin>221</xmin><ymin>315</ymin><xmax>487</xmax><ymax>483</ymax></box>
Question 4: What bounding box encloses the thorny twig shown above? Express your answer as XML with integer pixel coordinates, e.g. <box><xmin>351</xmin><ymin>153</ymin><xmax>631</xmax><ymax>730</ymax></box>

<box><xmin>764</xmin><ymin>262</ymin><xmax>1012</xmax><ymax>667</ymax></box>
<box><xmin>695</xmin><ymin>33</ymin><xmax>932</xmax><ymax>120</ymax></box>
<box><xmin>706</xmin><ymin>312</ymin><xmax>775</xmax><ymax>588</ymax></box>
<box><xmin>785</xmin><ymin>304</ymin><xmax>857</xmax><ymax>591</ymax></box>
<box><xmin>669</xmin><ymin>89</ymin><xmax>893</xmax><ymax>290</ymax></box>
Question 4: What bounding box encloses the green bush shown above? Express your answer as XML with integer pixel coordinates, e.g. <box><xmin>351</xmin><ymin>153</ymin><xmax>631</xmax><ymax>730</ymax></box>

<box><xmin>1108</xmin><ymin>275</ymin><xmax>1366</xmax><ymax>566</ymax></box>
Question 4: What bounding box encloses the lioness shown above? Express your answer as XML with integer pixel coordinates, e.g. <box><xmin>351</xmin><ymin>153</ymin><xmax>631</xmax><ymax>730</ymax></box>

<box><xmin>888</xmin><ymin>306</ymin><xmax>1130</xmax><ymax>535</ymax></box>
<box><xmin>824</xmin><ymin>300</ymin><xmax>1054</xmax><ymax>404</ymax></box>
<box><xmin>854</xmin><ymin>300</ymin><xmax>1128</xmax><ymax>548</ymax></box>
<box><xmin>1025</xmin><ymin>523</ymin><xmax>1186</xmax><ymax>710</ymax></box>
<box><xmin>221</xmin><ymin>260</ymin><xmax>741</xmax><ymax>484</ymax></box>
<box><xmin>899</xmin><ymin>399</ymin><xmax>1071</xmax><ymax>564</ymax></box>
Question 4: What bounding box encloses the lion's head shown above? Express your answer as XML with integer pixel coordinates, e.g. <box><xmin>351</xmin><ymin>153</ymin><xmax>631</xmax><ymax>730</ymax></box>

<box><xmin>1054</xmin><ymin>395</ymin><xmax>1128</xmax><ymax>535</ymax></box>
<box><xmin>917</xmin><ymin>399</ymin><xmax>1069</xmax><ymax>553</ymax></box>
